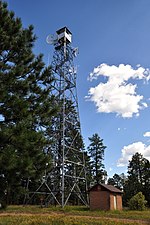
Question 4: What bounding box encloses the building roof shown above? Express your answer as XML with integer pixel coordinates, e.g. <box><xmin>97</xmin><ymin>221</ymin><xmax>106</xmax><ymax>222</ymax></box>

<box><xmin>56</xmin><ymin>26</ymin><xmax>72</xmax><ymax>35</ymax></box>
<box><xmin>89</xmin><ymin>183</ymin><xmax>123</xmax><ymax>194</ymax></box>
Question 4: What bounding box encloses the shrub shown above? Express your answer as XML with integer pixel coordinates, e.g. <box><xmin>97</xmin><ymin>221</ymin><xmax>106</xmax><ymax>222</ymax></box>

<box><xmin>128</xmin><ymin>192</ymin><xmax>147</xmax><ymax>210</ymax></box>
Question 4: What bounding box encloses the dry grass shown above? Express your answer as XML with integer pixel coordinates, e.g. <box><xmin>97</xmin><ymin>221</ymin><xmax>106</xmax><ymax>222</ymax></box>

<box><xmin>0</xmin><ymin>205</ymin><xmax>149</xmax><ymax>225</ymax></box>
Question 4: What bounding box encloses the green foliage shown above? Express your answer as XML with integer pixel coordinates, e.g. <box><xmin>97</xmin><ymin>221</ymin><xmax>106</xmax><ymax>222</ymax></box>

<box><xmin>108</xmin><ymin>173</ymin><xmax>126</xmax><ymax>190</ymax></box>
<box><xmin>123</xmin><ymin>153</ymin><xmax>150</xmax><ymax>207</ymax></box>
<box><xmin>128</xmin><ymin>192</ymin><xmax>147</xmax><ymax>210</ymax></box>
<box><xmin>0</xmin><ymin>0</ymin><xmax>57</xmax><ymax>204</ymax></box>
<box><xmin>87</xmin><ymin>133</ymin><xmax>106</xmax><ymax>184</ymax></box>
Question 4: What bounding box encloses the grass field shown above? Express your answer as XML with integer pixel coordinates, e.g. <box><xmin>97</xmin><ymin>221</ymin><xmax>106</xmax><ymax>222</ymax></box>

<box><xmin>0</xmin><ymin>205</ymin><xmax>150</xmax><ymax>225</ymax></box>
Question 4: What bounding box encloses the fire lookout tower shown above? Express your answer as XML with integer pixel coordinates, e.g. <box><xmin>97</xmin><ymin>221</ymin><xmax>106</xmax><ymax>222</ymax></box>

<box><xmin>46</xmin><ymin>27</ymin><xmax>87</xmax><ymax>207</ymax></box>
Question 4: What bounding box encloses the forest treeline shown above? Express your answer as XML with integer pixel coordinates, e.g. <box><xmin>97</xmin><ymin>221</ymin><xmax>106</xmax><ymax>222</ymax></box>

<box><xmin>0</xmin><ymin>1</ymin><xmax>150</xmax><ymax>208</ymax></box>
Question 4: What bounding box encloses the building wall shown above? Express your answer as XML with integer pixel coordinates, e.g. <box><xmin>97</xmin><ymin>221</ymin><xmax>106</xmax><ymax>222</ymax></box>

<box><xmin>116</xmin><ymin>195</ymin><xmax>122</xmax><ymax>210</ymax></box>
<box><xmin>90</xmin><ymin>191</ymin><xmax>122</xmax><ymax>210</ymax></box>
<box><xmin>109</xmin><ymin>194</ymin><xmax>122</xmax><ymax>210</ymax></box>
<box><xmin>89</xmin><ymin>191</ymin><xmax>110</xmax><ymax>210</ymax></box>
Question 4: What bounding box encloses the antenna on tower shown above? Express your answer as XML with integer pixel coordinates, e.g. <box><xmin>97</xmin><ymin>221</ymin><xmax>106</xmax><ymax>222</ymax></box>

<box><xmin>72</xmin><ymin>47</ymin><xmax>79</xmax><ymax>57</ymax></box>
<box><xmin>46</xmin><ymin>34</ymin><xmax>58</xmax><ymax>45</ymax></box>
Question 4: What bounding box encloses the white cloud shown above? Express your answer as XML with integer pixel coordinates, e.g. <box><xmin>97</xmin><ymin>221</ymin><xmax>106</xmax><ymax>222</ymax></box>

<box><xmin>87</xmin><ymin>63</ymin><xmax>150</xmax><ymax>118</ymax></box>
<box><xmin>117</xmin><ymin>127</ymin><xmax>126</xmax><ymax>131</ymax></box>
<box><xmin>88</xmin><ymin>63</ymin><xmax>148</xmax><ymax>82</ymax></box>
<box><xmin>143</xmin><ymin>131</ymin><xmax>150</xmax><ymax>137</ymax></box>
<box><xmin>117</xmin><ymin>142</ymin><xmax>150</xmax><ymax>167</ymax></box>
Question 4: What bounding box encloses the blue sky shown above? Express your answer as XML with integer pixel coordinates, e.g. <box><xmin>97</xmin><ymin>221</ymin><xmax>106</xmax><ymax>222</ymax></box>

<box><xmin>6</xmin><ymin>0</ymin><xmax>150</xmax><ymax>177</ymax></box>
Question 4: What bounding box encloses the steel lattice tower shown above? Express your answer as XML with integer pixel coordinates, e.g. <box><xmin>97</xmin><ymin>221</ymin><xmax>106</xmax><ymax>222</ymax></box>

<box><xmin>45</xmin><ymin>27</ymin><xmax>87</xmax><ymax>207</ymax></box>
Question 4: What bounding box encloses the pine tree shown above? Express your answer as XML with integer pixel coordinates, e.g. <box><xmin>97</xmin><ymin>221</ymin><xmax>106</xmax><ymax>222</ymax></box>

<box><xmin>142</xmin><ymin>159</ymin><xmax>150</xmax><ymax>206</ymax></box>
<box><xmin>87</xmin><ymin>133</ymin><xmax>106</xmax><ymax>184</ymax></box>
<box><xmin>123</xmin><ymin>153</ymin><xmax>150</xmax><ymax>206</ymax></box>
<box><xmin>0</xmin><ymin>1</ymin><xmax>56</xmax><ymax>204</ymax></box>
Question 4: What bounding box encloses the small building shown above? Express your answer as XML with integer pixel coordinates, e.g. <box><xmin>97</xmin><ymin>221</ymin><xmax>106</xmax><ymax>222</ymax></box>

<box><xmin>89</xmin><ymin>183</ymin><xmax>123</xmax><ymax>210</ymax></box>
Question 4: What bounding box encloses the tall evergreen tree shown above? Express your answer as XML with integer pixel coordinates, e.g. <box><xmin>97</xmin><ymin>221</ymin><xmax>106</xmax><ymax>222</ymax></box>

<box><xmin>0</xmin><ymin>1</ymin><xmax>56</xmax><ymax>204</ymax></box>
<box><xmin>142</xmin><ymin>159</ymin><xmax>150</xmax><ymax>206</ymax></box>
<box><xmin>87</xmin><ymin>133</ymin><xmax>106</xmax><ymax>184</ymax></box>
<box><xmin>123</xmin><ymin>152</ymin><xmax>150</xmax><ymax>206</ymax></box>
